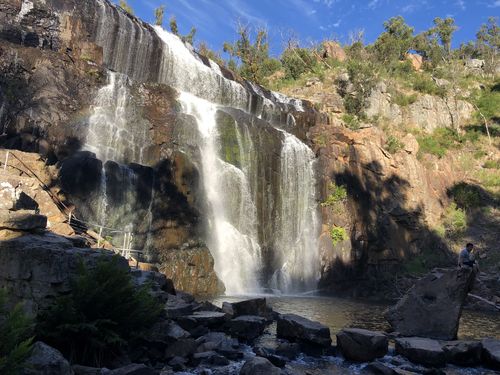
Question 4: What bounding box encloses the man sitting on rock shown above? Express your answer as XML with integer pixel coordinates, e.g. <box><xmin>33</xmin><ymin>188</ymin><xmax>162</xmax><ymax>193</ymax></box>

<box><xmin>458</xmin><ymin>243</ymin><xmax>479</xmax><ymax>272</ymax></box>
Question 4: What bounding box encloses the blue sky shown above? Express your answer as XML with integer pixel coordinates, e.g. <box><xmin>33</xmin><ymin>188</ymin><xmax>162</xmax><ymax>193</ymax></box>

<box><xmin>123</xmin><ymin>0</ymin><xmax>499</xmax><ymax>56</ymax></box>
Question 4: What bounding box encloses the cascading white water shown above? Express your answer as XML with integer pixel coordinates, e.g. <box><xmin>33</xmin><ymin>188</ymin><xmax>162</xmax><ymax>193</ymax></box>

<box><xmin>178</xmin><ymin>92</ymin><xmax>262</xmax><ymax>294</ymax></box>
<box><xmin>271</xmin><ymin>132</ymin><xmax>320</xmax><ymax>292</ymax></box>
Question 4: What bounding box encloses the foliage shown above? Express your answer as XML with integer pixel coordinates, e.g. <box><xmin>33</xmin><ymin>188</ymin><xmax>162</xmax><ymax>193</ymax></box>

<box><xmin>443</xmin><ymin>203</ymin><xmax>467</xmax><ymax>236</ymax></box>
<box><xmin>448</xmin><ymin>183</ymin><xmax>484</xmax><ymax>209</ymax></box>
<box><xmin>36</xmin><ymin>257</ymin><xmax>162</xmax><ymax>367</ymax></box>
<box><xmin>118</xmin><ymin>0</ymin><xmax>133</xmax><ymax>15</ymax></box>
<box><xmin>169</xmin><ymin>16</ymin><xmax>196</xmax><ymax>44</ymax></box>
<box><xmin>411</xmin><ymin>75</ymin><xmax>447</xmax><ymax>97</ymax></box>
<box><xmin>321</xmin><ymin>183</ymin><xmax>347</xmax><ymax>207</ymax></box>
<box><xmin>343</xmin><ymin>59</ymin><xmax>377</xmax><ymax>116</ymax></box>
<box><xmin>476</xmin><ymin>17</ymin><xmax>500</xmax><ymax>73</ymax></box>
<box><xmin>373</xmin><ymin>16</ymin><xmax>414</xmax><ymax>63</ymax></box>
<box><xmin>392</xmin><ymin>91</ymin><xmax>417</xmax><ymax>106</ymax></box>
<box><xmin>342</xmin><ymin>113</ymin><xmax>360</xmax><ymax>130</ymax></box>
<box><xmin>330</xmin><ymin>226</ymin><xmax>348</xmax><ymax>246</ymax></box>
<box><xmin>417</xmin><ymin>127</ymin><xmax>466</xmax><ymax>158</ymax></box>
<box><xmin>483</xmin><ymin>160</ymin><xmax>500</xmax><ymax>169</ymax></box>
<box><xmin>472</xmin><ymin>81</ymin><xmax>500</xmax><ymax>121</ymax></box>
<box><xmin>223</xmin><ymin>25</ymin><xmax>277</xmax><ymax>84</ymax></box>
<box><xmin>281</xmin><ymin>47</ymin><xmax>317</xmax><ymax>80</ymax></box>
<box><xmin>198</xmin><ymin>42</ymin><xmax>226</xmax><ymax>67</ymax></box>
<box><xmin>154</xmin><ymin>5</ymin><xmax>165</xmax><ymax>26</ymax></box>
<box><xmin>0</xmin><ymin>289</ymin><xmax>34</xmax><ymax>375</ymax></box>
<box><xmin>385</xmin><ymin>135</ymin><xmax>403</xmax><ymax>154</ymax></box>
<box><xmin>432</xmin><ymin>17</ymin><xmax>457</xmax><ymax>55</ymax></box>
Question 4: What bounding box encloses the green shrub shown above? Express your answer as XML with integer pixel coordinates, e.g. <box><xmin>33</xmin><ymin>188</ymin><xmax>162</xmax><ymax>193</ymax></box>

<box><xmin>412</xmin><ymin>75</ymin><xmax>447</xmax><ymax>97</ymax></box>
<box><xmin>342</xmin><ymin>113</ymin><xmax>360</xmax><ymax>130</ymax></box>
<box><xmin>330</xmin><ymin>226</ymin><xmax>348</xmax><ymax>246</ymax></box>
<box><xmin>417</xmin><ymin>127</ymin><xmax>464</xmax><ymax>158</ymax></box>
<box><xmin>36</xmin><ymin>257</ymin><xmax>162</xmax><ymax>367</ymax></box>
<box><xmin>473</xmin><ymin>149</ymin><xmax>487</xmax><ymax>159</ymax></box>
<box><xmin>443</xmin><ymin>202</ymin><xmax>467</xmax><ymax>236</ymax></box>
<box><xmin>321</xmin><ymin>183</ymin><xmax>347</xmax><ymax>207</ymax></box>
<box><xmin>475</xmin><ymin>169</ymin><xmax>500</xmax><ymax>188</ymax></box>
<box><xmin>343</xmin><ymin>59</ymin><xmax>378</xmax><ymax>116</ymax></box>
<box><xmin>0</xmin><ymin>289</ymin><xmax>34</xmax><ymax>375</ymax></box>
<box><xmin>448</xmin><ymin>183</ymin><xmax>483</xmax><ymax>209</ymax></box>
<box><xmin>385</xmin><ymin>135</ymin><xmax>403</xmax><ymax>154</ymax></box>
<box><xmin>483</xmin><ymin>160</ymin><xmax>500</xmax><ymax>169</ymax></box>
<box><xmin>281</xmin><ymin>47</ymin><xmax>318</xmax><ymax>80</ymax></box>
<box><xmin>392</xmin><ymin>91</ymin><xmax>417</xmax><ymax>106</ymax></box>
<box><xmin>473</xmin><ymin>82</ymin><xmax>500</xmax><ymax>121</ymax></box>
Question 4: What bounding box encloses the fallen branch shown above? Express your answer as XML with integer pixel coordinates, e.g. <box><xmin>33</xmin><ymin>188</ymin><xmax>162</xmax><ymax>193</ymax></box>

<box><xmin>468</xmin><ymin>293</ymin><xmax>500</xmax><ymax>311</ymax></box>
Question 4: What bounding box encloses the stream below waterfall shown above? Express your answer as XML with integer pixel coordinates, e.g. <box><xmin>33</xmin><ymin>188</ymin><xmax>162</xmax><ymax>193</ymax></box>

<box><xmin>210</xmin><ymin>295</ymin><xmax>500</xmax><ymax>341</ymax></box>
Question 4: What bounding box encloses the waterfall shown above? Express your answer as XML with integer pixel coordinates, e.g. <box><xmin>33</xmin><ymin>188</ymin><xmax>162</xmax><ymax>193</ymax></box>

<box><xmin>271</xmin><ymin>132</ymin><xmax>320</xmax><ymax>293</ymax></box>
<box><xmin>178</xmin><ymin>92</ymin><xmax>262</xmax><ymax>295</ymax></box>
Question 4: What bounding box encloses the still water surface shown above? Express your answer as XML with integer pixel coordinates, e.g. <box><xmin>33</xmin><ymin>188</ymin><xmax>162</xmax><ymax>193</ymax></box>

<box><xmin>210</xmin><ymin>295</ymin><xmax>500</xmax><ymax>340</ymax></box>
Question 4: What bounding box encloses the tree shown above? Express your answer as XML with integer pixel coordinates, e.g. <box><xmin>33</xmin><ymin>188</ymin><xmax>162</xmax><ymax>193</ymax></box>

<box><xmin>118</xmin><ymin>0</ymin><xmax>133</xmax><ymax>15</ymax></box>
<box><xmin>154</xmin><ymin>5</ymin><xmax>165</xmax><ymax>26</ymax></box>
<box><xmin>223</xmin><ymin>24</ymin><xmax>274</xmax><ymax>84</ymax></box>
<box><xmin>476</xmin><ymin>17</ymin><xmax>499</xmax><ymax>73</ymax></box>
<box><xmin>0</xmin><ymin>290</ymin><xmax>34</xmax><ymax>375</ymax></box>
<box><xmin>373</xmin><ymin>16</ymin><xmax>414</xmax><ymax>63</ymax></box>
<box><xmin>412</xmin><ymin>31</ymin><xmax>444</xmax><ymax>68</ymax></box>
<box><xmin>169</xmin><ymin>16</ymin><xmax>196</xmax><ymax>45</ymax></box>
<box><xmin>36</xmin><ymin>257</ymin><xmax>162</xmax><ymax>367</ymax></box>
<box><xmin>433</xmin><ymin>17</ymin><xmax>457</xmax><ymax>55</ymax></box>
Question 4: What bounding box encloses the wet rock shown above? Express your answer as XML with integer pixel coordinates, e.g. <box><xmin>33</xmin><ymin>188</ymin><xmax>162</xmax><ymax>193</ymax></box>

<box><xmin>482</xmin><ymin>338</ymin><xmax>500</xmax><ymax>370</ymax></box>
<box><xmin>336</xmin><ymin>328</ymin><xmax>388</xmax><ymax>362</ymax></box>
<box><xmin>167</xmin><ymin>357</ymin><xmax>187</xmax><ymax>372</ymax></box>
<box><xmin>109</xmin><ymin>364</ymin><xmax>156</xmax><ymax>375</ymax></box>
<box><xmin>0</xmin><ymin>209</ymin><xmax>47</xmax><ymax>231</ymax></box>
<box><xmin>223</xmin><ymin>298</ymin><xmax>271</xmax><ymax>319</ymax></box>
<box><xmin>195</xmin><ymin>332</ymin><xmax>243</xmax><ymax>360</ymax></box>
<box><xmin>441</xmin><ymin>340</ymin><xmax>482</xmax><ymax>366</ymax></box>
<box><xmin>192</xmin><ymin>351</ymin><xmax>230</xmax><ymax>366</ymax></box>
<box><xmin>275</xmin><ymin>342</ymin><xmax>300</xmax><ymax>360</ymax></box>
<box><xmin>361</xmin><ymin>362</ymin><xmax>397</xmax><ymax>375</ymax></box>
<box><xmin>276</xmin><ymin>313</ymin><xmax>332</xmax><ymax>347</ymax></box>
<box><xmin>165</xmin><ymin>294</ymin><xmax>197</xmax><ymax>318</ymax></box>
<box><xmin>159</xmin><ymin>246</ymin><xmax>224</xmax><ymax>296</ymax></box>
<box><xmin>240</xmin><ymin>356</ymin><xmax>281</xmax><ymax>375</ymax></box>
<box><xmin>253</xmin><ymin>347</ymin><xmax>287</xmax><ymax>367</ymax></box>
<box><xmin>186</xmin><ymin>311</ymin><xmax>227</xmax><ymax>328</ymax></box>
<box><xmin>22</xmin><ymin>342</ymin><xmax>72</xmax><ymax>375</ymax></box>
<box><xmin>385</xmin><ymin>268</ymin><xmax>475</xmax><ymax>340</ymax></box>
<box><xmin>72</xmin><ymin>365</ymin><xmax>111</xmax><ymax>375</ymax></box>
<box><xmin>164</xmin><ymin>338</ymin><xmax>197</xmax><ymax>359</ymax></box>
<box><xmin>395</xmin><ymin>337</ymin><xmax>446</xmax><ymax>367</ymax></box>
<box><xmin>226</xmin><ymin>315</ymin><xmax>267</xmax><ymax>340</ymax></box>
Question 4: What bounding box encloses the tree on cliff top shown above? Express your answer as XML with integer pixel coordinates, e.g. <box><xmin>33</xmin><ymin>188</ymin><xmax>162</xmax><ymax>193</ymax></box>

<box><xmin>223</xmin><ymin>23</ymin><xmax>280</xmax><ymax>84</ymax></box>
<box><xmin>154</xmin><ymin>5</ymin><xmax>165</xmax><ymax>26</ymax></box>
<box><xmin>373</xmin><ymin>16</ymin><xmax>414</xmax><ymax>63</ymax></box>
<box><xmin>118</xmin><ymin>0</ymin><xmax>134</xmax><ymax>15</ymax></box>
<box><xmin>433</xmin><ymin>17</ymin><xmax>458</xmax><ymax>55</ymax></box>
<box><xmin>170</xmin><ymin>16</ymin><xmax>197</xmax><ymax>44</ymax></box>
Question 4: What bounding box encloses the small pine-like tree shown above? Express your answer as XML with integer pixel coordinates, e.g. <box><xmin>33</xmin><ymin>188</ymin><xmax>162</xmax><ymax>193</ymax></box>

<box><xmin>433</xmin><ymin>17</ymin><xmax>457</xmax><ymax>55</ymax></box>
<box><xmin>0</xmin><ymin>289</ymin><xmax>34</xmax><ymax>375</ymax></box>
<box><xmin>36</xmin><ymin>257</ymin><xmax>162</xmax><ymax>367</ymax></box>
<box><xmin>118</xmin><ymin>0</ymin><xmax>134</xmax><ymax>15</ymax></box>
<box><xmin>154</xmin><ymin>5</ymin><xmax>165</xmax><ymax>26</ymax></box>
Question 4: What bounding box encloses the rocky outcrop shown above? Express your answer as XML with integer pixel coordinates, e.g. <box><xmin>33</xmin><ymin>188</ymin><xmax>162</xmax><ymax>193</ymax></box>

<box><xmin>0</xmin><ymin>232</ymin><xmax>127</xmax><ymax>315</ymax></box>
<box><xmin>385</xmin><ymin>268</ymin><xmax>475</xmax><ymax>340</ymax></box>
<box><xmin>442</xmin><ymin>340</ymin><xmax>482</xmax><ymax>366</ymax></box>
<box><xmin>365</xmin><ymin>82</ymin><xmax>474</xmax><ymax>132</ymax></box>
<box><xmin>336</xmin><ymin>328</ymin><xmax>388</xmax><ymax>362</ymax></box>
<box><xmin>482</xmin><ymin>339</ymin><xmax>500</xmax><ymax>370</ymax></box>
<box><xmin>395</xmin><ymin>337</ymin><xmax>446</xmax><ymax>367</ymax></box>
<box><xmin>321</xmin><ymin>41</ymin><xmax>346</xmax><ymax>62</ymax></box>
<box><xmin>22</xmin><ymin>341</ymin><xmax>73</xmax><ymax>375</ymax></box>
<box><xmin>276</xmin><ymin>313</ymin><xmax>332</xmax><ymax>347</ymax></box>
<box><xmin>158</xmin><ymin>243</ymin><xmax>224</xmax><ymax>296</ymax></box>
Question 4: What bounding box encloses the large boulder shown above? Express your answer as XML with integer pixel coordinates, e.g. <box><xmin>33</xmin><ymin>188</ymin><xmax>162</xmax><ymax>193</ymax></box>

<box><xmin>276</xmin><ymin>313</ymin><xmax>331</xmax><ymax>347</ymax></box>
<box><xmin>395</xmin><ymin>337</ymin><xmax>446</xmax><ymax>367</ymax></box>
<box><xmin>0</xmin><ymin>209</ymin><xmax>47</xmax><ymax>231</ymax></box>
<box><xmin>482</xmin><ymin>339</ymin><xmax>500</xmax><ymax>370</ymax></box>
<box><xmin>321</xmin><ymin>41</ymin><xmax>346</xmax><ymax>62</ymax></box>
<box><xmin>385</xmin><ymin>268</ymin><xmax>475</xmax><ymax>340</ymax></box>
<box><xmin>441</xmin><ymin>340</ymin><xmax>482</xmax><ymax>366</ymax></box>
<box><xmin>239</xmin><ymin>356</ymin><xmax>281</xmax><ymax>375</ymax></box>
<box><xmin>22</xmin><ymin>341</ymin><xmax>72</xmax><ymax>375</ymax></box>
<box><xmin>336</xmin><ymin>328</ymin><xmax>388</xmax><ymax>362</ymax></box>
<box><xmin>226</xmin><ymin>315</ymin><xmax>267</xmax><ymax>340</ymax></box>
<box><xmin>222</xmin><ymin>298</ymin><xmax>271</xmax><ymax>318</ymax></box>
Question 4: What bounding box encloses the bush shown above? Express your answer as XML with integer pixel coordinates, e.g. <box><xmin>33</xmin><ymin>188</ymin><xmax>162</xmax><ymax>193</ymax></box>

<box><xmin>448</xmin><ymin>183</ymin><xmax>483</xmax><ymax>209</ymax></box>
<box><xmin>412</xmin><ymin>75</ymin><xmax>447</xmax><ymax>97</ymax></box>
<box><xmin>281</xmin><ymin>47</ymin><xmax>317</xmax><ymax>80</ymax></box>
<box><xmin>392</xmin><ymin>91</ymin><xmax>417</xmax><ymax>106</ymax></box>
<box><xmin>36</xmin><ymin>257</ymin><xmax>162</xmax><ymax>367</ymax></box>
<box><xmin>473</xmin><ymin>82</ymin><xmax>500</xmax><ymax>122</ymax></box>
<box><xmin>0</xmin><ymin>290</ymin><xmax>33</xmax><ymax>375</ymax></box>
<box><xmin>385</xmin><ymin>135</ymin><xmax>403</xmax><ymax>154</ymax></box>
<box><xmin>344</xmin><ymin>59</ymin><xmax>378</xmax><ymax>116</ymax></box>
<box><xmin>417</xmin><ymin>127</ymin><xmax>464</xmax><ymax>158</ymax></box>
<box><xmin>342</xmin><ymin>113</ymin><xmax>360</xmax><ymax>130</ymax></box>
<box><xmin>330</xmin><ymin>226</ymin><xmax>348</xmax><ymax>246</ymax></box>
<box><xmin>443</xmin><ymin>202</ymin><xmax>467</xmax><ymax>236</ymax></box>
<box><xmin>483</xmin><ymin>160</ymin><xmax>500</xmax><ymax>169</ymax></box>
<box><xmin>321</xmin><ymin>183</ymin><xmax>347</xmax><ymax>207</ymax></box>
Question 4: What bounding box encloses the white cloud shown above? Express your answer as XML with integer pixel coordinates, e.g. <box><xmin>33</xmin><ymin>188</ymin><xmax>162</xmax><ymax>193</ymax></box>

<box><xmin>368</xmin><ymin>0</ymin><xmax>380</xmax><ymax>9</ymax></box>
<box><xmin>491</xmin><ymin>0</ymin><xmax>500</xmax><ymax>6</ymax></box>
<box><xmin>456</xmin><ymin>0</ymin><xmax>466</xmax><ymax>10</ymax></box>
